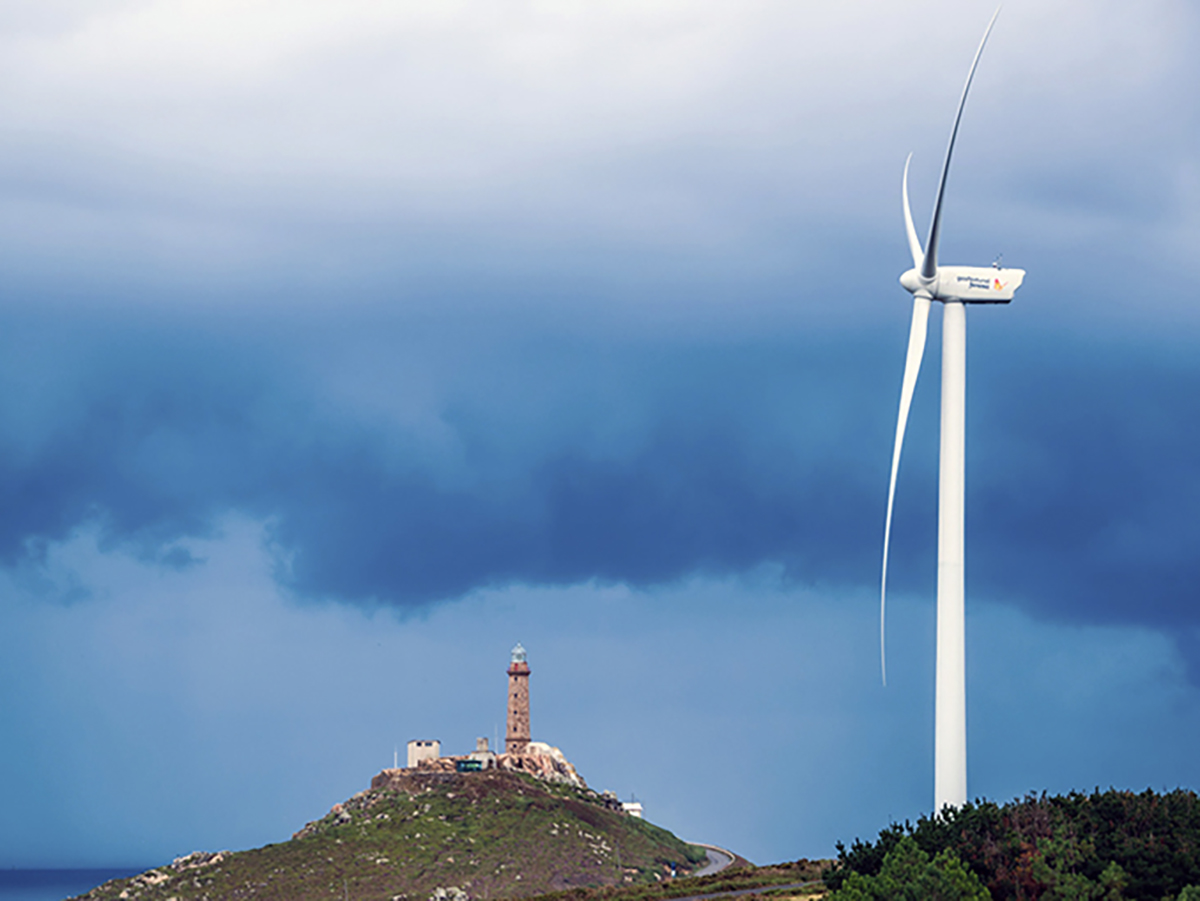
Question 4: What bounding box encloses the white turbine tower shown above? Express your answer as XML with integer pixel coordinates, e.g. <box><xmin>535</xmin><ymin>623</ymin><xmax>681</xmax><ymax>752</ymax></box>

<box><xmin>879</xmin><ymin>8</ymin><xmax>1025</xmax><ymax>814</ymax></box>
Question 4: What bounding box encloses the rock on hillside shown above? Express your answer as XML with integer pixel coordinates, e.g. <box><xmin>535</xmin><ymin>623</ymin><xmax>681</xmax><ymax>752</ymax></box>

<box><xmin>73</xmin><ymin>769</ymin><xmax>708</xmax><ymax>901</ymax></box>
<box><xmin>408</xmin><ymin>747</ymin><xmax>586</xmax><ymax>789</ymax></box>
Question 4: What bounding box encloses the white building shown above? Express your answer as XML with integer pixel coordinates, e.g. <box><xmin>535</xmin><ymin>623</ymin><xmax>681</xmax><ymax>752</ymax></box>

<box><xmin>407</xmin><ymin>739</ymin><xmax>441</xmax><ymax>768</ymax></box>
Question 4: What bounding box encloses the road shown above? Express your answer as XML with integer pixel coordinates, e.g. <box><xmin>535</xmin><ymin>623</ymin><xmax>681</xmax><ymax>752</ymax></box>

<box><xmin>673</xmin><ymin>843</ymin><xmax>819</xmax><ymax>900</ymax></box>
<box><xmin>688</xmin><ymin>843</ymin><xmax>735</xmax><ymax>878</ymax></box>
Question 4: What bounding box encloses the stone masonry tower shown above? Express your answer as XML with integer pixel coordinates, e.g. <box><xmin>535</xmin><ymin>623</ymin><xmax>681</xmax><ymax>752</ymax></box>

<box><xmin>506</xmin><ymin>642</ymin><xmax>530</xmax><ymax>754</ymax></box>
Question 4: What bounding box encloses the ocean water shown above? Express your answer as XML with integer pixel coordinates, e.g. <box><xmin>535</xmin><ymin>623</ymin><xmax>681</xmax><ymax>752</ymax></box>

<box><xmin>0</xmin><ymin>870</ymin><xmax>145</xmax><ymax>901</ymax></box>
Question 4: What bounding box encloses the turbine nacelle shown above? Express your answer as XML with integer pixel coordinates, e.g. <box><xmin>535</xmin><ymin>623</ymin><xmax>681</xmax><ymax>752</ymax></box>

<box><xmin>899</xmin><ymin>265</ymin><xmax>1026</xmax><ymax>303</ymax></box>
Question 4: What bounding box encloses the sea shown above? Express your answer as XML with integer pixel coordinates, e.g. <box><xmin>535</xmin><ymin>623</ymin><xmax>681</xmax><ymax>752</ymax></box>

<box><xmin>0</xmin><ymin>870</ymin><xmax>146</xmax><ymax>901</ymax></box>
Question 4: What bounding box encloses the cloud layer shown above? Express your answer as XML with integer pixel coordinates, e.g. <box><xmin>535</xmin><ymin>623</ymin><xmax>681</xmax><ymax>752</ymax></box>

<box><xmin>3</xmin><ymin>305</ymin><xmax>1199</xmax><ymax>676</ymax></box>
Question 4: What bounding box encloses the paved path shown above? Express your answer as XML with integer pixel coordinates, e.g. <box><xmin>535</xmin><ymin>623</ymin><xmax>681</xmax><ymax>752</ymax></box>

<box><xmin>687</xmin><ymin>843</ymin><xmax>736</xmax><ymax>878</ymax></box>
<box><xmin>678</xmin><ymin>841</ymin><xmax>819</xmax><ymax>898</ymax></box>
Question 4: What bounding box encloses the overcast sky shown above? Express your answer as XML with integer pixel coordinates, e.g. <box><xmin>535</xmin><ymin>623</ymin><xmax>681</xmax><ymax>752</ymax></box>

<box><xmin>1</xmin><ymin>0</ymin><xmax>1199</xmax><ymax>871</ymax></box>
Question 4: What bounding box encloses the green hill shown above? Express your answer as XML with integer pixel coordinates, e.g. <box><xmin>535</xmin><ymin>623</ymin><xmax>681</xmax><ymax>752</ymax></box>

<box><xmin>72</xmin><ymin>769</ymin><xmax>708</xmax><ymax>901</ymax></box>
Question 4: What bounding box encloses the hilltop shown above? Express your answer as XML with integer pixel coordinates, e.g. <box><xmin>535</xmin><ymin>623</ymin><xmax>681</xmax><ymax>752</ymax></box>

<box><xmin>73</xmin><ymin>769</ymin><xmax>709</xmax><ymax>901</ymax></box>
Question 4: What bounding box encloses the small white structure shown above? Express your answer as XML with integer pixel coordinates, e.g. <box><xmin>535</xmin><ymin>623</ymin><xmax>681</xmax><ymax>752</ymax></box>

<box><xmin>468</xmin><ymin>737</ymin><xmax>496</xmax><ymax>768</ymax></box>
<box><xmin>407</xmin><ymin>739</ymin><xmax>441</xmax><ymax>768</ymax></box>
<box><xmin>621</xmin><ymin>798</ymin><xmax>643</xmax><ymax>818</ymax></box>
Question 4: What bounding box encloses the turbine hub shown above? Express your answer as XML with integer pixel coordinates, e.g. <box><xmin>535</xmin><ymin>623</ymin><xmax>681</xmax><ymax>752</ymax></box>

<box><xmin>899</xmin><ymin>268</ymin><xmax>922</xmax><ymax>294</ymax></box>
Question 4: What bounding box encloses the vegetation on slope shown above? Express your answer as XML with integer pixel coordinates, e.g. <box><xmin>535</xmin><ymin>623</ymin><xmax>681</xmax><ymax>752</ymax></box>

<box><xmin>824</xmin><ymin>788</ymin><xmax>1200</xmax><ymax>900</ymax></box>
<box><xmin>73</xmin><ymin>770</ymin><xmax>707</xmax><ymax>901</ymax></box>
<box><xmin>825</xmin><ymin>836</ymin><xmax>998</xmax><ymax>900</ymax></box>
<box><xmin>523</xmin><ymin>858</ymin><xmax>827</xmax><ymax>901</ymax></box>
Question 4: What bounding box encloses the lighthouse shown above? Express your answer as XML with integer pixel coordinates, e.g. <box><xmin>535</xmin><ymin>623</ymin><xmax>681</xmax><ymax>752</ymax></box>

<box><xmin>506</xmin><ymin>643</ymin><xmax>531</xmax><ymax>754</ymax></box>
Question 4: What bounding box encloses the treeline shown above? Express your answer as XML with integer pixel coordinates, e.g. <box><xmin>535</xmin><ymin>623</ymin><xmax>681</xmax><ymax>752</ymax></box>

<box><xmin>825</xmin><ymin>788</ymin><xmax>1200</xmax><ymax>900</ymax></box>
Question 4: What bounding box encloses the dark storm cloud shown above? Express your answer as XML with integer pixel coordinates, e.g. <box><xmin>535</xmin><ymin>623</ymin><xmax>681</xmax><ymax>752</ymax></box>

<box><xmin>270</xmin><ymin>411</ymin><xmax>877</xmax><ymax>603</ymax></box>
<box><xmin>4</xmin><ymin>304</ymin><xmax>1200</xmax><ymax>674</ymax></box>
<box><xmin>969</xmin><ymin>329</ymin><xmax>1200</xmax><ymax>629</ymax></box>
<box><xmin>0</xmin><ymin>307</ymin><xmax>890</xmax><ymax>603</ymax></box>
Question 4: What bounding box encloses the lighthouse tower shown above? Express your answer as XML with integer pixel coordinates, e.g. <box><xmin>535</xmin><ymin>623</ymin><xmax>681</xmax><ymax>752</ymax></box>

<box><xmin>506</xmin><ymin>643</ymin><xmax>531</xmax><ymax>754</ymax></box>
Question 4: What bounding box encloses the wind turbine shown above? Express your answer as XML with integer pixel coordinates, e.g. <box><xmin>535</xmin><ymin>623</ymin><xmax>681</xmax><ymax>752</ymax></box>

<box><xmin>879</xmin><ymin>8</ymin><xmax>1025</xmax><ymax>814</ymax></box>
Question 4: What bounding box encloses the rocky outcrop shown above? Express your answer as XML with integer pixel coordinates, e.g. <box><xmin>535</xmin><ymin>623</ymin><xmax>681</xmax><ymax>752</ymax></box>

<box><xmin>495</xmin><ymin>744</ymin><xmax>585</xmax><ymax>788</ymax></box>
<box><xmin>106</xmin><ymin>851</ymin><xmax>231</xmax><ymax>899</ymax></box>
<box><xmin>395</xmin><ymin>742</ymin><xmax>587</xmax><ymax>790</ymax></box>
<box><xmin>170</xmin><ymin>851</ymin><xmax>228</xmax><ymax>872</ymax></box>
<box><xmin>293</xmin><ymin>794</ymin><xmax>372</xmax><ymax>840</ymax></box>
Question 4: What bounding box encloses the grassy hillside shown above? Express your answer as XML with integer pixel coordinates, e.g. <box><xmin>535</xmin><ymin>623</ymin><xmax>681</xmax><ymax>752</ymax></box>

<box><xmin>72</xmin><ymin>769</ymin><xmax>708</xmax><ymax>901</ymax></box>
<box><xmin>525</xmin><ymin>858</ymin><xmax>828</xmax><ymax>901</ymax></box>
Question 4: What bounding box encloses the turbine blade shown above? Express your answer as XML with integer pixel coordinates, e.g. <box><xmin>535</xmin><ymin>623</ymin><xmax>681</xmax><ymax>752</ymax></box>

<box><xmin>903</xmin><ymin>153</ymin><xmax>924</xmax><ymax>269</ymax></box>
<box><xmin>881</xmin><ymin>293</ymin><xmax>932</xmax><ymax>686</ymax></box>
<box><xmin>921</xmin><ymin>6</ymin><xmax>1001</xmax><ymax>280</ymax></box>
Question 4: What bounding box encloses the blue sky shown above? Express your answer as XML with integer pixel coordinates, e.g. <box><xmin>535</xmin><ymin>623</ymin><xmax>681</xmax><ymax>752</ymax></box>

<box><xmin>0</xmin><ymin>0</ymin><xmax>1199</xmax><ymax>870</ymax></box>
